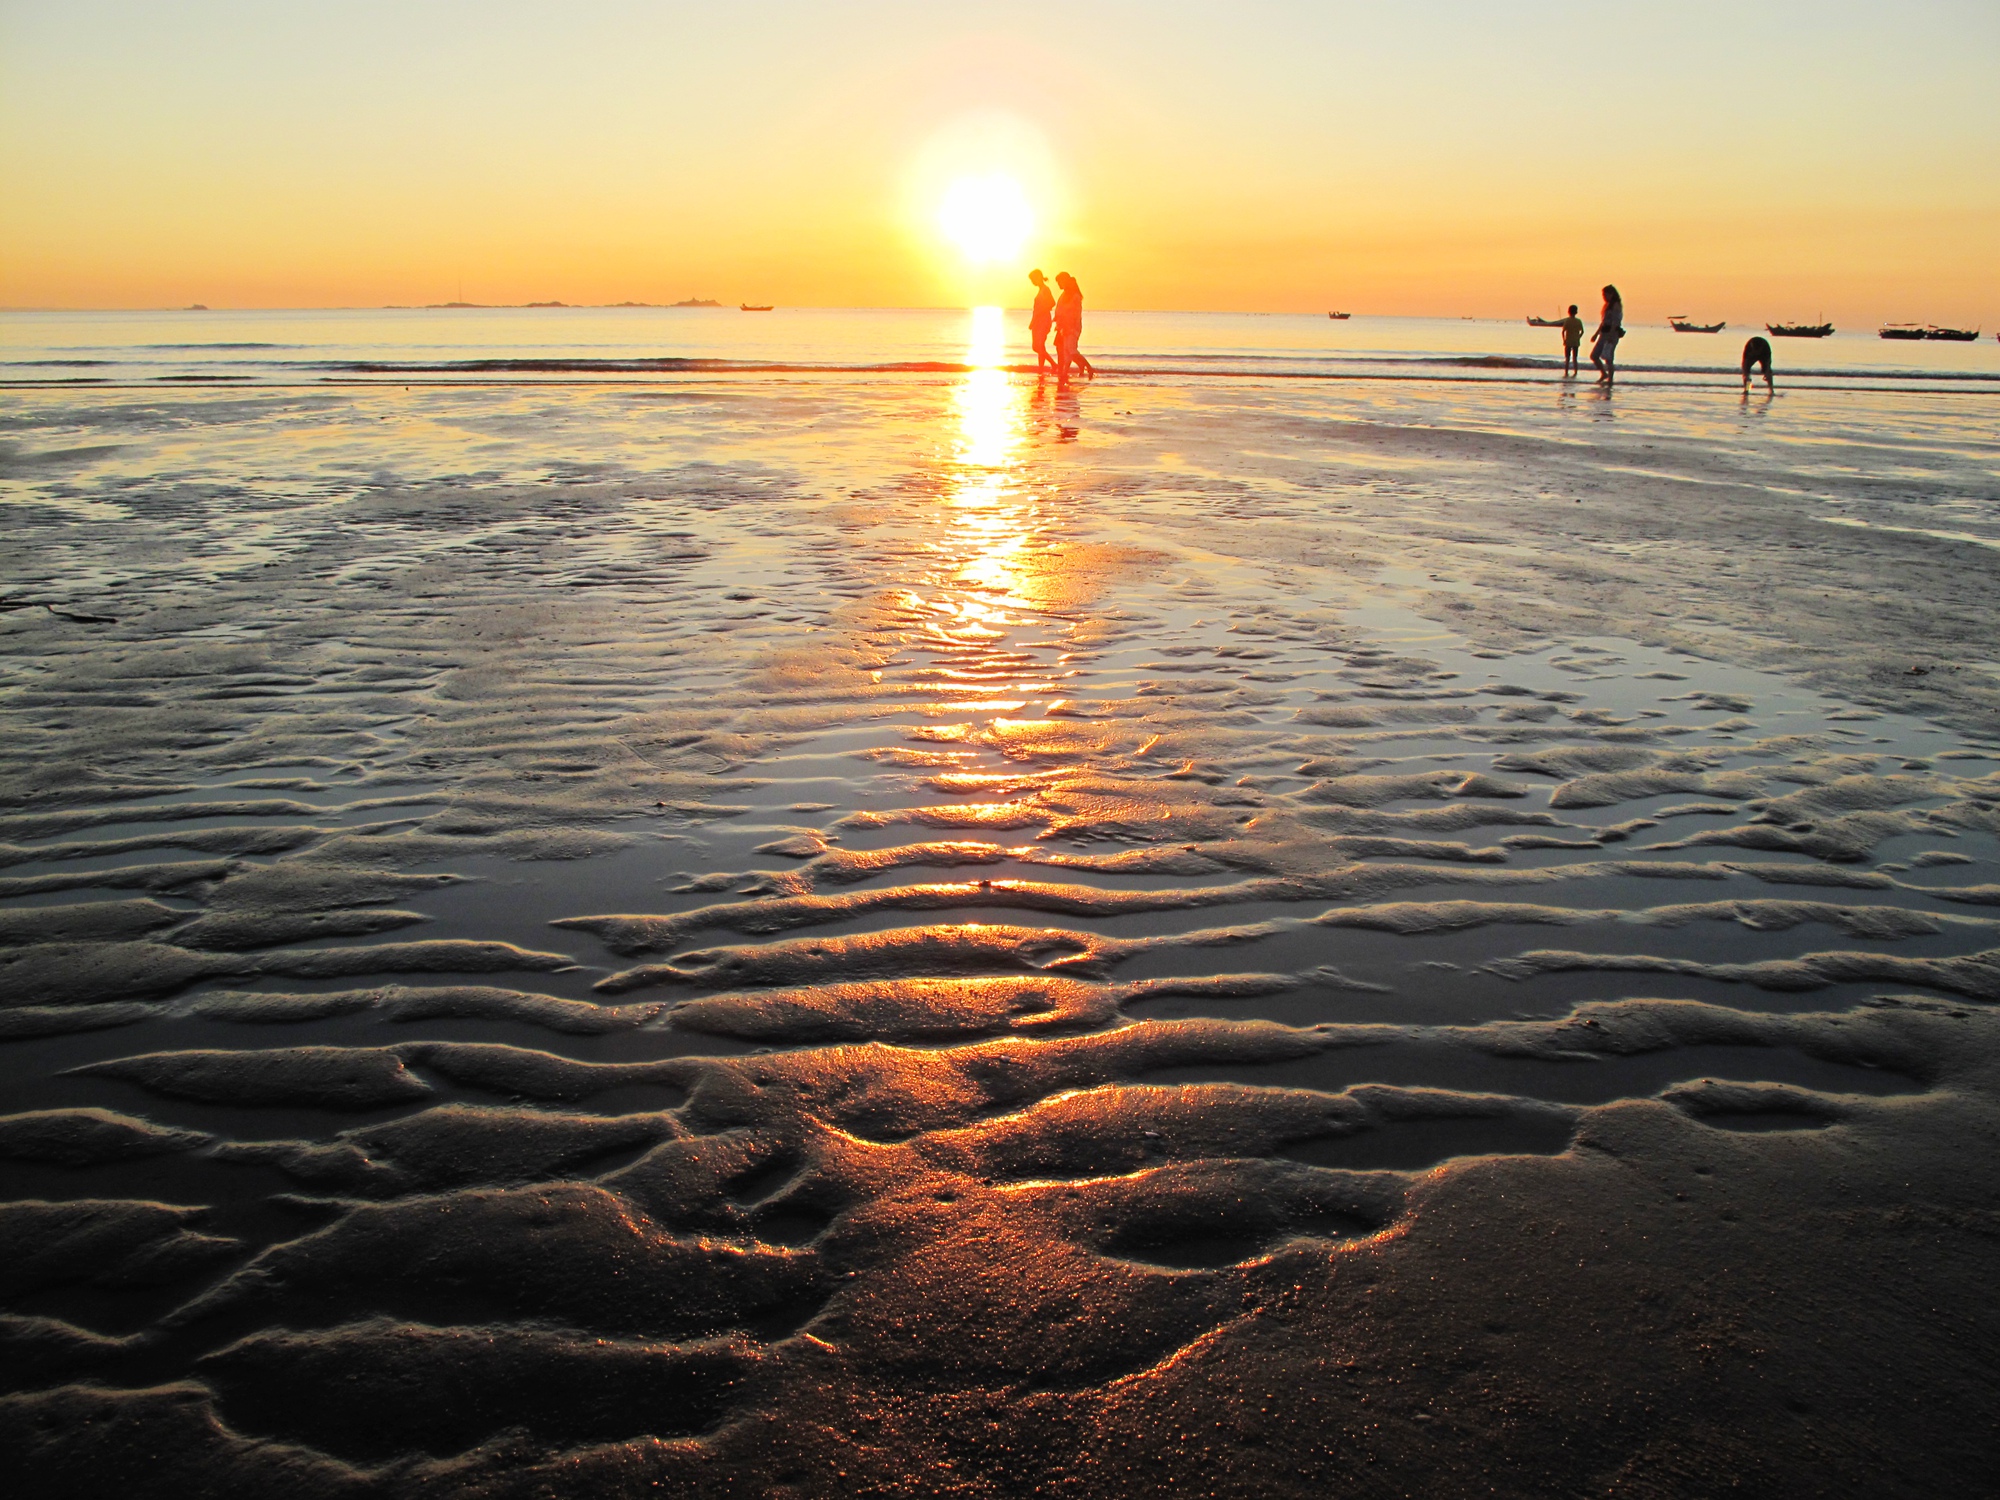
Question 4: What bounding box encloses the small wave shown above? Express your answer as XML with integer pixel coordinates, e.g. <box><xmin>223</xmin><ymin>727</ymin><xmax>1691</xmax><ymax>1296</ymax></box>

<box><xmin>316</xmin><ymin>358</ymin><xmax>989</xmax><ymax>375</ymax></box>
<box><xmin>10</xmin><ymin>348</ymin><xmax>1993</xmax><ymax>391</ymax></box>
<box><xmin>1433</xmin><ymin>355</ymin><xmax>1559</xmax><ymax>370</ymax></box>
<box><xmin>139</xmin><ymin>342</ymin><xmax>294</xmax><ymax>350</ymax></box>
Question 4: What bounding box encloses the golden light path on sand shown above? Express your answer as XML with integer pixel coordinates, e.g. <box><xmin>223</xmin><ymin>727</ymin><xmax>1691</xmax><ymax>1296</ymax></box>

<box><xmin>942</xmin><ymin>306</ymin><xmax>1049</xmax><ymax>627</ymax></box>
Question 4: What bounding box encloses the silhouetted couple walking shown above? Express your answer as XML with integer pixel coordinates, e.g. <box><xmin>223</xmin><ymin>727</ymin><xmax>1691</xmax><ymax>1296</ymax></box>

<box><xmin>1028</xmin><ymin>269</ymin><xmax>1094</xmax><ymax>385</ymax></box>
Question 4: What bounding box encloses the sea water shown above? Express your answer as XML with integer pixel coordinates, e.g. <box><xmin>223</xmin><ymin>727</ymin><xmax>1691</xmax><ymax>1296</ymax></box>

<box><xmin>6</xmin><ymin>304</ymin><xmax>1999</xmax><ymax>388</ymax></box>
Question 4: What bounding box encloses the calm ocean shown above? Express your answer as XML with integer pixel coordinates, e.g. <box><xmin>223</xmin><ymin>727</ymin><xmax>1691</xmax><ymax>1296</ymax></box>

<box><xmin>5</xmin><ymin>306</ymin><xmax>1997</xmax><ymax>390</ymax></box>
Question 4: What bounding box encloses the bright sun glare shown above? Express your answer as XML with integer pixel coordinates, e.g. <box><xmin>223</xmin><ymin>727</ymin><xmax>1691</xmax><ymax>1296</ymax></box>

<box><xmin>938</xmin><ymin>173</ymin><xmax>1033</xmax><ymax>266</ymax></box>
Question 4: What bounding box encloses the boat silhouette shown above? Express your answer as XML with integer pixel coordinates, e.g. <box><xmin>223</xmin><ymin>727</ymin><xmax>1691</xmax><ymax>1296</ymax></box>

<box><xmin>1879</xmin><ymin>324</ymin><xmax>1927</xmax><ymax>340</ymax></box>
<box><xmin>1668</xmin><ymin>316</ymin><xmax>1725</xmax><ymax>333</ymax></box>
<box><xmin>1923</xmin><ymin>325</ymin><xmax>1979</xmax><ymax>342</ymax></box>
<box><xmin>1767</xmin><ymin>321</ymin><xmax>1833</xmax><ymax>338</ymax></box>
<box><xmin>740</xmin><ymin>303</ymin><xmax>774</xmax><ymax>312</ymax></box>
<box><xmin>1327</xmin><ymin>311</ymin><xmax>1351</xmax><ymax>320</ymax></box>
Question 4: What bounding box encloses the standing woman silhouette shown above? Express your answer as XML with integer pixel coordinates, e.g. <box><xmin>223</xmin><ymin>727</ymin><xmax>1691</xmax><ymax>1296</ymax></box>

<box><xmin>1590</xmin><ymin>284</ymin><xmax>1624</xmax><ymax>384</ymax></box>
<box><xmin>1053</xmin><ymin>272</ymin><xmax>1096</xmax><ymax>385</ymax></box>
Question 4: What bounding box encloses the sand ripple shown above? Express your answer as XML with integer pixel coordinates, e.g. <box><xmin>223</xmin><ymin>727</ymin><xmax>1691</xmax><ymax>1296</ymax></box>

<box><xmin>3</xmin><ymin>377</ymin><xmax>1998</xmax><ymax>1493</ymax></box>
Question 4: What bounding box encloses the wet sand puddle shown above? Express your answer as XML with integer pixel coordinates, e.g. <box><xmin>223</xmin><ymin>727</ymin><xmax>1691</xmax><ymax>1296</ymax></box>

<box><xmin>3</xmin><ymin>372</ymin><xmax>1999</xmax><ymax>1494</ymax></box>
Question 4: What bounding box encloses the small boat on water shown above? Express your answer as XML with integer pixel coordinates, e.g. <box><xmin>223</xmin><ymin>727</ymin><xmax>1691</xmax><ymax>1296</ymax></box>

<box><xmin>740</xmin><ymin>304</ymin><xmax>774</xmax><ymax>312</ymax></box>
<box><xmin>1924</xmin><ymin>325</ymin><xmax>1980</xmax><ymax>342</ymax></box>
<box><xmin>1669</xmin><ymin>317</ymin><xmax>1725</xmax><ymax>333</ymax></box>
<box><xmin>1327</xmin><ymin>311</ymin><xmax>1351</xmax><ymax>319</ymax></box>
<box><xmin>1879</xmin><ymin>324</ymin><xmax>1927</xmax><ymax>340</ymax></box>
<box><xmin>1767</xmin><ymin>321</ymin><xmax>1833</xmax><ymax>338</ymax></box>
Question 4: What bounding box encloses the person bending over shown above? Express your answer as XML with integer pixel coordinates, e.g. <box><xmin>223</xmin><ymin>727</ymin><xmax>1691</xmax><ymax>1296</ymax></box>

<box><xmin>1741</xmin><ymin>335</ymin><xmax>1773</xmax><ymax>391</ymax></box>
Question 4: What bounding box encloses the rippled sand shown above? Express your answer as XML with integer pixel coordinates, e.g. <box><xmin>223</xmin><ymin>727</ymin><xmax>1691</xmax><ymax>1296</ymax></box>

<box><xmin>3</xmin><ymin>373</ymin><xmax>1999</xmax><ymax>1496</ymax></box>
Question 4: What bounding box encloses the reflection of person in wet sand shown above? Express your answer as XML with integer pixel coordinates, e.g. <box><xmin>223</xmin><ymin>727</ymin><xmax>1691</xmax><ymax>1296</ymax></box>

<box><xmin>1053</xmin><ymin>272</ymin><xmax>1095</xmax><ymax>385</ymax></box>
<box><xmin>1742</xmin><ymin>334</ymin><xmax>1773</xmax><ymax>391</ymax></box>
<box><xmin>1589</xmin><ymin>284</ymin><xmax>1624</xmax><ymax>384</ymax></box>
<box><xmin>1027</xmin><ymin>269</ymin><xmax>1056</xmax><ymax>376</ymax></box>
<box><xmin>1527</xmin><ymin>304</ymin><xmax>1586</xmax><ymax>376</ymax></box>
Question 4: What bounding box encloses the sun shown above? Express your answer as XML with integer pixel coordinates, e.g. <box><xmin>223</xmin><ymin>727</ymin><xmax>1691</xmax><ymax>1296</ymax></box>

<box><xmin>937</xmin><ymin>173</ymin><xmax>1033</xmax><ymax>267</ymax></box>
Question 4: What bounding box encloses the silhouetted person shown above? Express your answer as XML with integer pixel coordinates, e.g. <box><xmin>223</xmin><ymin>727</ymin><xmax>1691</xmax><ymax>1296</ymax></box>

<box><xmin>1027</xmin><ymin>269</ymin><xmax>1056</xmax><ymax>375</ymax></box>
<box><xmin>1741</xmin><ymin>335</ymin><xmax>1773</xmax><ymax>390</ymax></box>
<box><xmin>1543</xmin><ymin>304</ymin><xmax>1585</xmax><ymax>374</ymax></box>
<box><xmin>1590</xmin><ymin>285</ymin><xmax>1624</xmax><ymax>384</ymax></box>
<box><xmin>1053</xmin><ymin>272</ymin><xmax>1094</xmax><ymax>385</ymax></box>
<box><xmin>1528</xmin><ymin>305</ymin><xmax>1584</xmax><ymax>373</ymax></box>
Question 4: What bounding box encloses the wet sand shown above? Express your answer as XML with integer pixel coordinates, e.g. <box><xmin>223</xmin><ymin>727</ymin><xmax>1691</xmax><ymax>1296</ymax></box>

<box><xmin>3</xmin><ymin>371</ymin><xmax>1999</xmax><ymax>1496</ymax></box>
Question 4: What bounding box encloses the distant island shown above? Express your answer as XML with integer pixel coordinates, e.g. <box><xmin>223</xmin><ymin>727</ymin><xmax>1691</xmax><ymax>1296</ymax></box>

<box><xmin>380</xmin><ymin>298</ymin><xmax>726</xmax><ymax>310</ymax></box>
<box><xmin>419</xmin><ymin>300</ymin><xmax>571</xmax><ymax>309</ymax></box>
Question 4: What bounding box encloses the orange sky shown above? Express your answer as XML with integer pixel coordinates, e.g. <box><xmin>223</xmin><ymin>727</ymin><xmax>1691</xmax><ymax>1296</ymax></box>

<box><xmin>2</xmin><ymin>1</ymin><xmax>1994</xmax><ymax>325</ymax></box>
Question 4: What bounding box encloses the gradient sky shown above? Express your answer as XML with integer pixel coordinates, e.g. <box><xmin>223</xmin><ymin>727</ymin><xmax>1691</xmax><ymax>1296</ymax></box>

<box><xmin>3</xmin><ymin>0</ymin><xmax>1995</xmax><ymax>321</ymax></box>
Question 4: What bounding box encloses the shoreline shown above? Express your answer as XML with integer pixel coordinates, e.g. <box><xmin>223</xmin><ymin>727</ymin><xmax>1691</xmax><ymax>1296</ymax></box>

<box><xmin>6</xmin><ymin>368</ymin><xmax>2000</xmax><ymax>393</ymax></box>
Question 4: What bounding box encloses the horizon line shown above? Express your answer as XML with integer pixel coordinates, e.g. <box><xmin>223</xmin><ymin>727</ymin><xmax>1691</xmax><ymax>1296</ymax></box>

<box><xmin>3</xmin><ymin>304</ymin><xmax>1983</xmax><ymax>325</ymax></box>
<box><xmin>4</xmin><ymin>302</ymin><xmax>1474</xmax><ymax>316</ymax></box>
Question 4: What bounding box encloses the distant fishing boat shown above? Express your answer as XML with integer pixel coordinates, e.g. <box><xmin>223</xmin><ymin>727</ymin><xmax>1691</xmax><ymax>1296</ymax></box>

<box><xmin>1668</xmin><ymin>316</ymin><xmax>1725</xmax><ymax>333</ymax></box>
<box><xmin>740</xmin><ymin>304</ymin><xmax>774</xmax><ymax>312</ymax></box>
<box><xmin>1767</xmin><ymin>321</ymin><xmax>1834</xmax><ymax>338</ymax></box>
<box><xmin>1879</xmin><ymin>324</ymin><xmax>1927</xmax><ymax>340</ymax></box>
<box><xmin>1923</xmin><ymin>325</ymin><xmax>1979</xmax><ymax>342</ymax></box>
<box><xmin>1327</xmin><ymin>311</ymin><xmax>1351</xmax><ymax>320</ymax></box>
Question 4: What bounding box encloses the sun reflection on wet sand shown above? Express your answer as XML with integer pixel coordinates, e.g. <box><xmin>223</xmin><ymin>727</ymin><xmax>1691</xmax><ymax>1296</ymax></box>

<box><xmin>942</xmin><ymin>305</ymin><xmax>1042</xmax><ymax>614</ymax></box>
